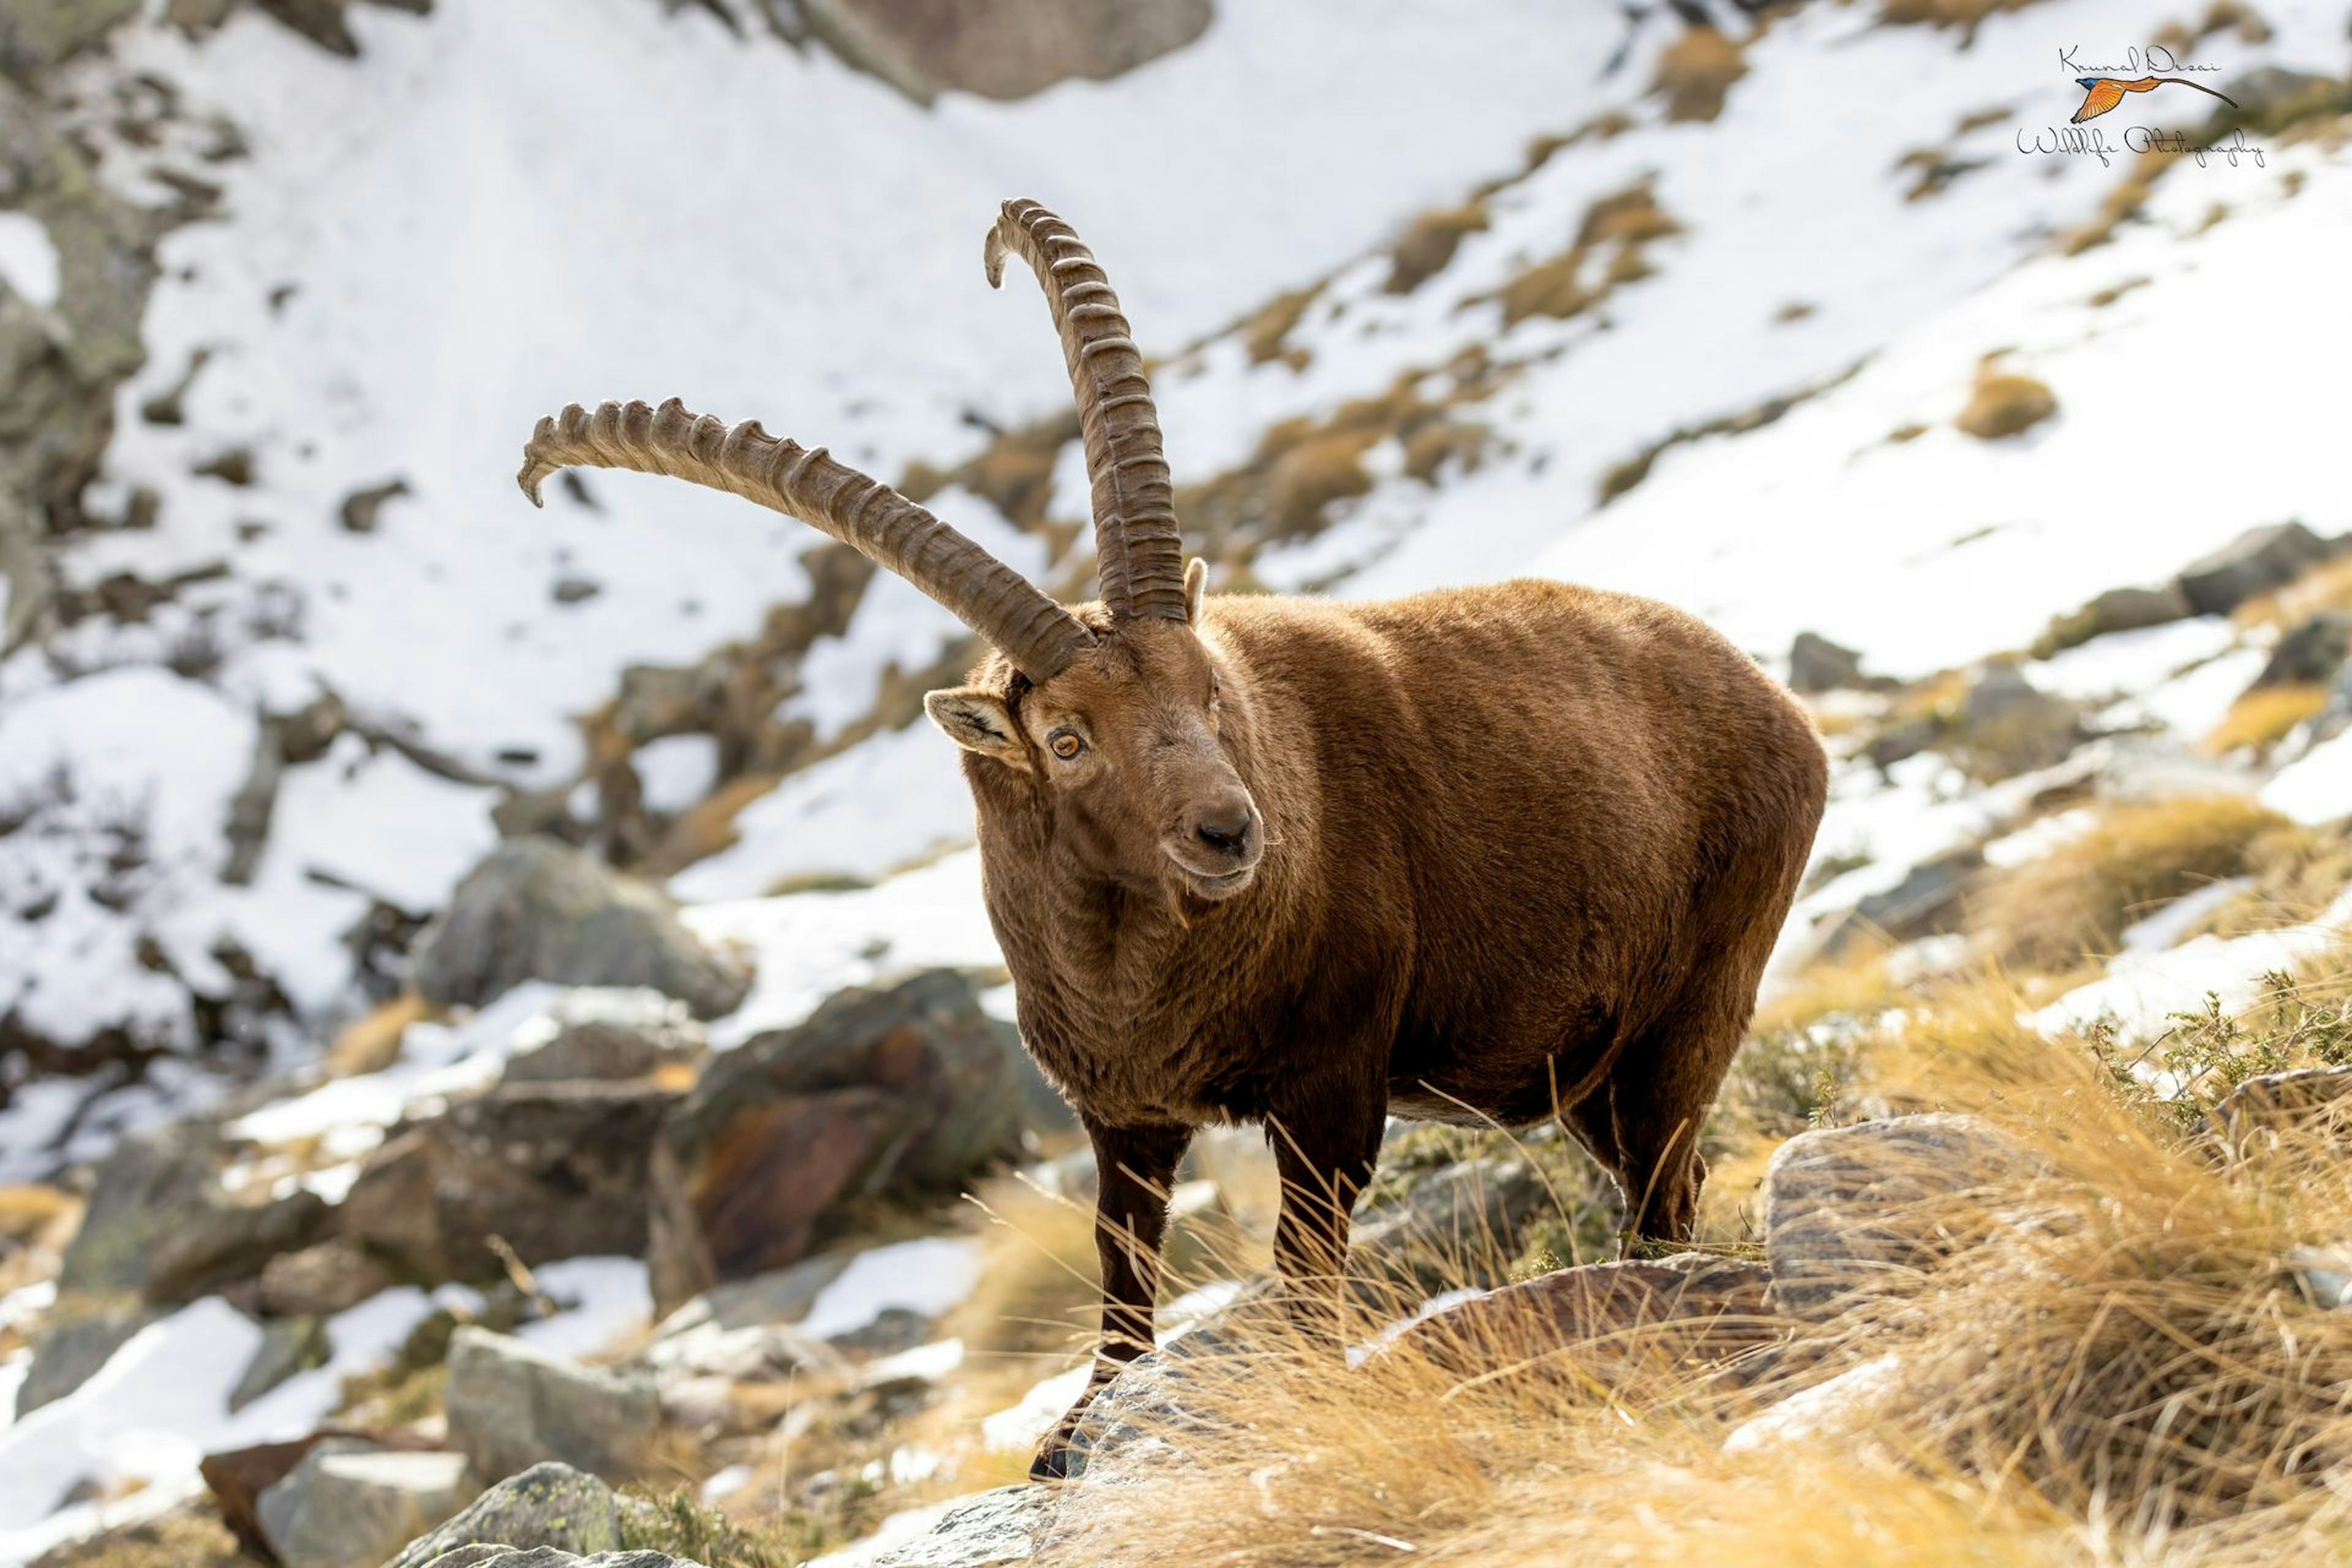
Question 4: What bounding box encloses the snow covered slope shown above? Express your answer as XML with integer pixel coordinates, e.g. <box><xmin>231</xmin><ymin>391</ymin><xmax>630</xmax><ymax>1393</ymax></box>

<box><xmin>0</xmin><ymin>0</ymin><xmax>1624</xmax><ymax>1105</ymax></box>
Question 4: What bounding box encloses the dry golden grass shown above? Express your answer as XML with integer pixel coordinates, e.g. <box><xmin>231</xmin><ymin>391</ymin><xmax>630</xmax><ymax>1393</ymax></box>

<box><xmin>1483</xmin><ymin>180</ymin><xmax>1678</xmax><ymax>330</ymax></box>
<box><xmin>1955</xmin><ymin>368</ymin><xmax>2057</xmax><ymax>440</ymax></box>
<box><xmin>642</xmin><ymin>771</ymin><xmax>782</xmax><ymax>880</ymax></box>
<box><xmin>1521</xmin><ymin>111</ymin><xmax>1632</xmax><ymax>177</ymax></box>
<box><xmin>322</xmin><ymin>992</ymin><xmax>434</xmax><ymax>1077</ymax></box>
<box><xmin>1491</xmin><ymin>251</ymin><xmax>1593</xmax><ymax>328</ymax></box>
<box><xmin>901</xmin><ymin>413</ymin><xmax>1077</xmax><ymax>533</ymax></box>
<box><xmin>1384</xmin><ymin>202</ymin><xmax>1489</xmax><ymax>295</ymax></box>
<box><xmin>1176</xmin><ymin>369</ymin><xmax>1506</xmax><ymax>552</ymax></box>
<box><xmin>1974</xmin><ymin>795</ymin><xmax>2309</xmax><ymax>971</ymax></box>
<box><xmin>1035</xmin><ymin>968</ymin><xmax>2352</xmax><ymax>1568</ymax></box>
<box><xmin>1240</xmin><ymin>285</ymin><xmax>1323</xmax><ymax>369</ymax></box>
<box><xmin>1400</xmin><ymin>420</ymin><xmax>1490</xmax><ymax>484</ymax></box>
<box><xmin>0</xmin><ymin>1183</ymin><xmax>75</xmax><ymax>1246</ymax></box>
<box><xmin>2235</xmin><ymin>556</ymin><xmax>2352</xmax><ymax>631</ymax></box>
<box><xmin>1577</xmin><ymin>185</ymin><xmax>1681</xmax><ymax>250</ymax></box>
<box><xmin>2155</xmin><ymin>0</ymin><xmax>2274</xmax><ymax>51</ymax></box>
<box><xmin>2204</xmin><ymin>684</ymin><xmax>2330</xmax><ymax>756</ymax></box>
<box><xmin>26</xmin><ymin>1508</ymin><xmax>247</xmax><ymax>1568</ymax></box>
<box><xmin>1653</xmin><ymin>27</ymin><xmax>1747</xmax><ymax>123</ymax></box>
<box><xmin>2215</xmin><ymin>825</ymin><xmax>2352</xmax><ymax>940</ymax></box>
<box><xmin>1262</xmin><ymin>429</ymin><xmax>1380</xmax><ymax>540</ymax></box>
<box><xmin>1880</xmin><ymin>0</ymin><xmax>2044</xmax><ymax>29</ymax></box>
<box><xmin>946</xmin><ymin>1174</ymin><xmax>1104</xmax><ymax>1388</ymax></box>
<box><xmin>2088</xmin><ymin>275</ymin><xmax>2152</xmax><ymax>309</ymax></box>
<box><xmin>2062</xmin><ymin>151</ymin><xmax>2185</xmax><ymax>255</ymax></box>
<box><xmin>1749</xmin><ymin>948</ymin><xmax>1900</xmax><ymax>1039</ymax></box>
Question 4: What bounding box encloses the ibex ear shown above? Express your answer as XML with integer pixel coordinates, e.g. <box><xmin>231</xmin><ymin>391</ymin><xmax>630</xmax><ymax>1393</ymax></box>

<box><xmin>925</xmin><ymin>686</ymin><xmax>1031</xmax><ymax>771</ymax></box>
<box><xmin>1184</xmin><ymin>557</ymin><xmax>1208</xmax><ymax>627</ymax></box>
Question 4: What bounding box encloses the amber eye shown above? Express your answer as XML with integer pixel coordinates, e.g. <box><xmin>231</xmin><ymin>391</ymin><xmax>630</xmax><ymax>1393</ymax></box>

<box><xmin>1049</xmin><ymin>730</ymin><xmax>1085</xmax><ymax>761</ymax></box>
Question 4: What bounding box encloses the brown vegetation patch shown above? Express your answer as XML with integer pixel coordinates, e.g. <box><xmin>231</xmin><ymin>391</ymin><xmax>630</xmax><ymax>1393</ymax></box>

<box><xmin>1975</xmin><ymin>794</ymin><xmax>2309</xmax><ymax>970</ymax></box>
<box><xmin>1653</xmin><ymin>27</ymin><xmax>1748</xmax><ymax>123</ymax></box>
<box><xmin>2235</xmin><ymin>555</ymin><xmax>2352</xmax><ymax>631</ymax></box>
<box><xmin>2154</xmin><ymin>1</ymin><xmax>2273</xmax><ymax>52</ymax></box>
<box><xmin>1481</xmin><ymin>179</ymin><xmax>1681</xmax><ymax>331</ymax></box>
<box><xmin>1954</xmin><ymin>366</ymin><xmax>2056</xmax><ymax>440</ymax></box>
<box><xmin>1175</xmin><ymin>364</ymin><xmax>1509</xmax><ymax>553</ymax></box>
<box><xmin>1599</xmin><ymin>361</ymin><xmax>1863</xmax><ymax>506</ymax></box>
<box><xmin>28</xmin><ymin>1509</ymin><xmax>247</xmax><ymax>1568</ymax></box>
<box><xmin>323</xmin><ymin>992</ymin><xmax>432</xmax><ymax>1078</ymax></box>
<box><xmin>1897</xmin><ymin>148</ymin><xmax>1990</xmax><ymax>202</ymax></box>
<box><xmin>0</xmin><ymin>1183</ymin><xmax>75</xmax><ymax>1248</ymax></box>
<box><xmin>1401</xmin><ymin>420</ymin><xmax>1493</xmax><ymax>484</ymax></box>
<box><xmin>1521</xmin><ymin>111</ymin><xmax>1634</xmax><ymax>179</ymax></box>
<box><xmin>2061</xmin><ymin>154</ymin><xmax>2182</xmax><ymax>255</ymax></box>
<box><xmin>1880</xmin><ymin>0</ymin><xmax>2043</xmax><ymax>32</ymax></box>
<box><xmin>1262</xmin><ymin>427</ymin><xmax>1380</xmax><ymax>539</ymax></box>
<box><xmin>1492</xmin><ymin>251</ymin><xmax>1594</xmax><ymax>328</ymax></box>
<box><xmin>2204</xmin><ymin>684</ymin><xmax>2329</xmax><ymax>757</ymax></box>
<box><xmin>2087</xmin><ymin>275</ymin><xmax>2151</xmax><ymax>308</ymax></box>
<box><xmin>1238</xmin><ymin>284</ymin><xmax>1323</xmax><ymax>369</ymax></box>
<box><xmin>902</xmin><ymin>410</ymin><xmax>1079</xmax><ymax>533</ymax></box>
<box><xmin>1384</xmin><ymin>202</ymin><xmax>1490</xmax><ymax>295</ymax></box>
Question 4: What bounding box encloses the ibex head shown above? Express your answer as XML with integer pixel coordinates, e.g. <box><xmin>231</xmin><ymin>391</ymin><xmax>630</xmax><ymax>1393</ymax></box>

<box><xmin>516</xmin><ymin>200</ymin><xmax>1265</xmax><ymax>905</ymax></box>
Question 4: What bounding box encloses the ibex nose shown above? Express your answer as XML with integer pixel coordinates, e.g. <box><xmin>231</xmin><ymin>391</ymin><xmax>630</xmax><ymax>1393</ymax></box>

<box><xmin>1194</xmin><ymin>807</ymin><xmax>1254</xmax><ymax>858</ymax></box>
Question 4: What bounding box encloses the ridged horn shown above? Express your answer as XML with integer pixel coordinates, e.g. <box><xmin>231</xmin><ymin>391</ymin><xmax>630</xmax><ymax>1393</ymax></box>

<box><xmin>985</xmin><ymin>199</ymin><xmax>1187</xmax><ymax>622</ymax></box>
<box><xmin>518</xmin><ymin>398</ymin><xmax>1096</xmax><ymax>683</ymax></box>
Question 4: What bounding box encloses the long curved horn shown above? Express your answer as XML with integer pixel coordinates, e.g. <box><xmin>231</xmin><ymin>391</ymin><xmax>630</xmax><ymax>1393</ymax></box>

<box><xmin>518</xmin><ymin>398</ymin><xmax>1096</xmax><ymax>683</ymax></box>
<box><xmin>985</xmin><ymin>200</ymin><xmax>1187</xmax><ymax>622</ymax></box>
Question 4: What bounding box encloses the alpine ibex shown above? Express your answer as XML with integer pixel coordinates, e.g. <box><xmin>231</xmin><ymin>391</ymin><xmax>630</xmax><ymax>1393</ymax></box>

<box><xmin>518</xmin><ymin>200</ymin><xmax>1828</xmax><ymax>1479</ymax></box>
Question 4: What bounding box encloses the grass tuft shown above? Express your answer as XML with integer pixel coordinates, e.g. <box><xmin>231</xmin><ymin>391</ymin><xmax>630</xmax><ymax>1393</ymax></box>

<box><xmin>1384</xmin><ymin>202</ymin><xmax>1490</xmax><ymax>295</ymax></box>
<box><xmin>1955</xmin><ymin>368</ymin><xmax>2057</xmax><ymax>440</ymax></box>
<box><xmin>1975</xmin><ymin>795</ymin><xmax>2308</xmax><ymax>971</ymax></box>
<box><xmin>1038</xmin><ymin>961</ymin><xmax>2352</xmax><ymax>1568</ymax></box>
<box><xmin>1653</xmin><ymin>28</ymin><xmax>1748</xmax><ymax>123</ymax></box>
<box><xmin>2204</xmin><ymin>683</ymin><xmax>2329</xmax><ymax>756</ymax></box>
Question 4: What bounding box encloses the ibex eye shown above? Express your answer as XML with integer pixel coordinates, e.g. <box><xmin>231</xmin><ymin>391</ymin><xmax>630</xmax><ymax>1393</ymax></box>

<box><xmin>1049</xmin><ymin>731</ymin><xmax>1085</xmax><ymax>760</ymax></box>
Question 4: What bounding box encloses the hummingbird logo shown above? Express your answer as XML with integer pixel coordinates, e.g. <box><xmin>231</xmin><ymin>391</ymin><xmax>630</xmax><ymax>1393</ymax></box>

<box><xmin>2070</xmin><ymin>75</ymin><xmax>2238</xmax><ymax>125</ymax></box>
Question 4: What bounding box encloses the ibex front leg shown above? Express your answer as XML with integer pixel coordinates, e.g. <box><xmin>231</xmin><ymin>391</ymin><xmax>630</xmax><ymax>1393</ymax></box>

<box><xmin>1266</xmin><ymin>1087</ymin><xmax>1386</xmax><ymax>1354</ymax></box>
<box><xmin>1031</xmin><ymin>1117</ymin><xmax>1191</xmax><ymax>1482</ymax></box>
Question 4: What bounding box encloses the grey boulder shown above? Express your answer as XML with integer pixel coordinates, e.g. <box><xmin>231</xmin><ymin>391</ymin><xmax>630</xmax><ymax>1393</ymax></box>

<box><xmin>500</xmin><ymin>989</ymin><xmax>706</xmax><ymax>1085</ymax></box>
<box><xmin>1787</xmin><ymin>630</ymin><xmax>1861</xmax><ymax>693</ymax></box>
<box><xmin>13</xmin><ymin>1298</ymin><xmax>152</xmax><ymax>1416</ymax></box>
<box><xmin>646</xmin><ymin>970</ymin><xmax>1028</xmax><ymax>1314</ymax></box>
<box><xmin>1763</xmin><ymin>1113</ymin><xmax>2040</xmax><ymax>1322</ymax></box>
<box><xmin>873</xmin><ymin>1484</ymin><xmax>1054</xmax><ymax>1567</ymax></box>
<box><xmin>259</xmin><ymin>1444</ymin><xmax>472</xmax><ymax>1568</ymax></box>
<box><xmin>409</xmin><ymin>839</ymin><xmax>751</xmax><ymax>1019</ymax></box>
<box><xmin>342</xmin><ymin>1081</ymin><xmax>678</xmax><ymax>1281</ymax></box>
<box><xmin>2173</xmin><ymin>521</ymin><xmax>2340</xmax><ymax>617</ymax></box>
<box><xmin>59</xmin><ymin>1121</ymin><xmax>330</xmax><ymax>1305</ymax></box>
<box><xmin>2254</xmin><ymin>612</ymin><xmax>2352</xmax><ymax>690</ymax></box>
<box><xmin>382</xmin><ymin>1463</ymin><xmax>627</xmax><ymax>1568</ymax></box>
<box><xmin>230</xmin><ymin>1313</ymin><xmax>333</xmax><ymax>1412</ymax></box>
<box><xmin>444</xmin><ymin>1328</ymin><xmax>658</xmax><ymax>1485</ymax></box>
<box><xmin>402</xmin><ymin>1554</ymin><xmax>696</xmax><ymax>1568</ymax></box>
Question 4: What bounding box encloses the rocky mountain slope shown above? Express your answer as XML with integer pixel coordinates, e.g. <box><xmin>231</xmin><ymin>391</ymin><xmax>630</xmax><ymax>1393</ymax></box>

<box><xmin>4</xmin><ymin>0</ymin><xmax>2352</xmax><ymax>1563</ymax></box>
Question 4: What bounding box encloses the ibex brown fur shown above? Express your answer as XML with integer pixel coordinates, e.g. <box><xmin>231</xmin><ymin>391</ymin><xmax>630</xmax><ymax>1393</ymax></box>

<box><xmin>519</xmin><ymin>199</ymin><xmax>1828</xmax><ymax>1480</ymax></box>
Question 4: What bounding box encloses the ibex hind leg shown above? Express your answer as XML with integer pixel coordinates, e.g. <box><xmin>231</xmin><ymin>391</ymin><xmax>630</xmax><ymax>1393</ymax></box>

<box><xmin>1600</xmin><ymin>986</ymin><xmax>1753</xmax><ymax>1254</ymax></box>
